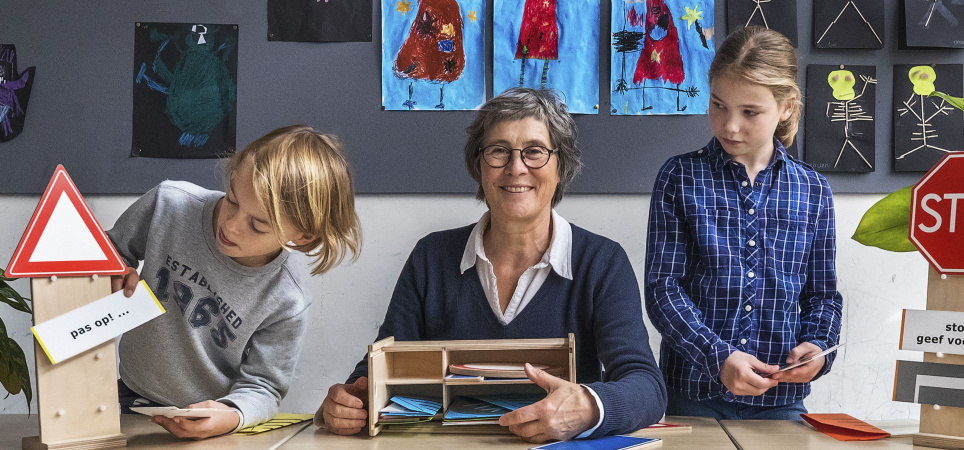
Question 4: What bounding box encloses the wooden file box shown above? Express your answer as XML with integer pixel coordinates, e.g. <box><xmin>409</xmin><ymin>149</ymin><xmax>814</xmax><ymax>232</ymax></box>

<box><xmin>367</xmin><ymin>334</ymin><xmax>576</xmax><ymax>436</ymax></box>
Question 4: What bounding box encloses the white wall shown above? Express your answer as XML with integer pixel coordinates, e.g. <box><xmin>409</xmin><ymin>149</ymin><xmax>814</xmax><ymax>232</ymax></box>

<box><xmin>0</xmin><ymin>194</ymin><xmax>927</xmax><ymax>419</ymax></box>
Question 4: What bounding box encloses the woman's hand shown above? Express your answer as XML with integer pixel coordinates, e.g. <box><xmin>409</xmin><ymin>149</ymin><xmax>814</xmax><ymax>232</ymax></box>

<box><xmin>150</xmin><ymin>400</ymin><xmax>239</xmax><ymax>440</ymax></box>
<box><xmin>769</xmin><ymin>342</ymin><xmax>825</xmax><ymax>383</ymax></box>
<box><xmin>720</xmin><ymin>351</ymin><xmax>779</xmax><ymax>396</ymax></box>
<box><xmin>316</xmin><ymin>377</ymin><xmax>369</xmax><ymax>435</ymax></box>
<box><xmin>499</xmin><ymin>363</ymin><xmax>599</xmax><ymax>443</ymax></box>
<box><xmin>110</xmin><ymin>267</ymin><xmax>139</xmax><ymax>297</ymax></box>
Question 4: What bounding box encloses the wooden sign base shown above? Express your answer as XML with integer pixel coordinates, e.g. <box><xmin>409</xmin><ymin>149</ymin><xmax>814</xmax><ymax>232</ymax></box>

<box><xmin>27</xmin><ymin>277</ymin><xmax>125</xmax><ymax>449</ymax></box>
<box><xmin>22</xmin><ymin>433</ymin><xmax>126</xmax><ymax>450</ymax></box>
<box><xmin>914</xmin><ymin>268</ymin><xmax>964</xmax><ymax>450</ymax></box>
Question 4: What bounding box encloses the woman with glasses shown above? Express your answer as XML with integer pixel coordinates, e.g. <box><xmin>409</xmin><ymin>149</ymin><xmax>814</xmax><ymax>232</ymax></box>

<box><xmin>315</xmin><ymin>88</ymin><xmax>666</xmax><ymax>443</ymax></box>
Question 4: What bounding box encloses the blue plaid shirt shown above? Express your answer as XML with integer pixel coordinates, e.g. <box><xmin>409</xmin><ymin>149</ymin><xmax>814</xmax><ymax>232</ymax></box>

<box><xmin>644</xmin><ymin>137</ymin><xmax>842</xmax><ymax>406</ymax></box>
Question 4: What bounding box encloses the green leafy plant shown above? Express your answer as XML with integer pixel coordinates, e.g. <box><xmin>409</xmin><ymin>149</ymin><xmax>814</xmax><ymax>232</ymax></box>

<box><xmin>0</xmin><ymin>268</ymin><xmax>32</xmax><ymax>409</ymax></box>
<box><xmin>852</xmin><ymin>186</ymin><xmax>916</xmax><ymax>252</ymax></box>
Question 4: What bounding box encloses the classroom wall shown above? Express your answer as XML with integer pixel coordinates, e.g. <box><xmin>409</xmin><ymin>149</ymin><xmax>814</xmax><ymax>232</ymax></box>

<box><xmin>0</xmin><ymin>193</ymin><xmax>928</xmax><ymax>419</ymax></box>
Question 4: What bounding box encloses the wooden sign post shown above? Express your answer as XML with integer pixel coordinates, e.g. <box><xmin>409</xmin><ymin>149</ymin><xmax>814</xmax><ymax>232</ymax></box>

<box><xmin>7</xmin><ymin>165</ymin><xmax>129</xmax><ymax>449</ymax></box>
<box><xmin>907</xmin><ymin>153</ymin><xmax>964</xmax><ymax>450</ymax></box>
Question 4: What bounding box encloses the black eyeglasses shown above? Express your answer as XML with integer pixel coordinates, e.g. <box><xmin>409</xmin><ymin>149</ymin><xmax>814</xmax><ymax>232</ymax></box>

<box><xmin>481</xmin><ymin>145</ymin><xmax>557</xmax><ymax>169</ymax></box>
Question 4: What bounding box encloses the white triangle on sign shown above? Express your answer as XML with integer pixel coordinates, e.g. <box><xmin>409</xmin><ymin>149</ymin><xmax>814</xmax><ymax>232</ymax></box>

<box><xmin>28</xmin><ymin>192</ymin><xmax>108</xmax><ymax>262</ymax></box>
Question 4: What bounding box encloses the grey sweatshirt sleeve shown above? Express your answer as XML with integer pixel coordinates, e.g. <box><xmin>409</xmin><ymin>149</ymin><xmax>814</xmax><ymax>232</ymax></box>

<box><xmin>106</xmin><ymin>185</ymin><xmax>160</xmax><ymax>269</ymax></box>
<box><xmin>219</xmin><ymin>302</ymin><xmax>311</xmax><ymax>428</ymax></box>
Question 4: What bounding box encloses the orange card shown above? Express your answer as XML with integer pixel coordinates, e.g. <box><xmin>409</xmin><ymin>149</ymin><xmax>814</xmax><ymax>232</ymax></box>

<box><xmin>801</xmin><ymin>414</ymin><xmax>891</xmax><ymax>441</ymax></box>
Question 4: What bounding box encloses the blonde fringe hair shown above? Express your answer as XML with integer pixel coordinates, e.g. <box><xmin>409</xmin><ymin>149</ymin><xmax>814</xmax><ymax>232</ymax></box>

<box><xmin>709</xmin><ymin>26</ymin><xmax>803</xmax><ymax>148</ymax></box>
<box><xmin>226</xmin><ymin>125</ymin><xmax>361</xmax><ymax>276</ymax></box>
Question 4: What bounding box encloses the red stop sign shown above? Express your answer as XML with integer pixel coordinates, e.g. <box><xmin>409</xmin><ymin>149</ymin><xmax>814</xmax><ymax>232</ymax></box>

<box><xmin>910</xmin><ymin>153</ymin><xmax>964</xmax><ymax>275</ymax></box>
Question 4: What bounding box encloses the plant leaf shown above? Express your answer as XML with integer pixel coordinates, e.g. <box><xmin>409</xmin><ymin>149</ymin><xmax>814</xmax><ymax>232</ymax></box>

<box><xmin>852</xmin><ymin>185</ymin><xmax>918</xmax><ymax>252</ymax></box>
<box><xmin>929</xmin><ymin>91</ymin><xmax>964</xmax><ymax>112</ymax></box>
<box><xmin>0</xmin><ymin>286</ymin><xmax>32</xmax><ymax>313</ymax></box>
<box><xmin>0</xmin><ymin>318</ymin><xmax>32</xmax><ymax>408</ymax></box>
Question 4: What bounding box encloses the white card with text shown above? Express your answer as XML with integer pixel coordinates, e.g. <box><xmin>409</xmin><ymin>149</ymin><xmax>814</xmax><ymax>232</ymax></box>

<box><xmin>900</xmin><ymin>309</ymin><xmax>964</xmax><ymax>354</ymax></box>
<box><xmin>31</xmin><ymin>280</ymin><xmax>165</xmax><ymax>364</ymax></box>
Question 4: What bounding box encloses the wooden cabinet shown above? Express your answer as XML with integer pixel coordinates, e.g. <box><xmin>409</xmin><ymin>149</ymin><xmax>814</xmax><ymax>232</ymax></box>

<box><xmin>367</xmin><ymin>334</ymin><xmax>576</xmax><ymax>436</ymax></box>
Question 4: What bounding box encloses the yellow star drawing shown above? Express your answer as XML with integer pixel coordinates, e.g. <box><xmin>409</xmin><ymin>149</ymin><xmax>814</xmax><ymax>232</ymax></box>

<box><xmin>468</xmin><ymin>10</ymin><xmax>478</xmax><ymax>23</ymax></box>
<box><xmin>651</xmin><ymin>49</ymin><xmax>662</xmax><ymax>63</ymax></box>
<box><xmin>681</xmin><ymin>5</ymin><xmax>703</xmax><ymax>30</ymax></box>
<box><xmin>396</xmin><ymin>0</ymin><xmax>411</xmax><ymax>15</ymax></box>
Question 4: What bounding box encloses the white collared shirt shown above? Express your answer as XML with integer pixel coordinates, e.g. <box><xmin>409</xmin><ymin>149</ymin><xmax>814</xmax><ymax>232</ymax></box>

<box><xmin>459</xmin><ymin>210</ymin><xmax>603</xmax><ymax>438</ymax></box>
<box><xmin>460</xmin><ymin>209</ymin><xmax>573</xmax><ymax>325</ymax></box>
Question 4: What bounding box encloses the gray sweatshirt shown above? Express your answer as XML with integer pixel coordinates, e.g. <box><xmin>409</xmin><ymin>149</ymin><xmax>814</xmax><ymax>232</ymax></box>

<box><xmin>107</xmin><ymin>181</ymin><xmax>311</xmax><ymax>428</ymax></box>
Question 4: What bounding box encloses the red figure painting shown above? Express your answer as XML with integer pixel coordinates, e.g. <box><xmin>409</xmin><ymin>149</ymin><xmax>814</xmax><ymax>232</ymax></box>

<box><xmin>515</xmin><ymin>0</ymin><xmax>558</xmax><ymax>88</ymax></box>
<box><xmin>393</xmin><ymin>0</ymin><xmax>465</xmax><ymax>84</ymax></box>
<box><xmin>515</xmin><ymin>0</ymin><xmax>559</xmax><ymax>61</ymax></box>
<box><xmin>632</xmin><ymin>0</ymin><xmax>684</xmax><ymax>86</ymax></box>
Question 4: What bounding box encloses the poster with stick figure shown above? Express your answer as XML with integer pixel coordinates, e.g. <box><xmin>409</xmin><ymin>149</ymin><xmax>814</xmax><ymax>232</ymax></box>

<box><xmin>727</xmin><ymin>0</ymin><xmax>798</xmax><ymax>47</ymax></box>
<box><xmin>610</xmin><ymin>0</ymin><xmax>715</xmax><ymax>115</ymax></box>
<box><xmin>132</xmin><ymin>22</ymin><xmax>238</xmax><ymax>158</ymax></box>
<box><xmin>493</xmin><ymin>0</ymin><xmax>599</xmax><ymax>114</ymax></box>
<box><xmin>805</xmin><ymin>64</ymin><xmax>876</xmax><ymax>172</ymax></box>
<box><xmin>893</xmin><ymin>64</ymin><xmax>964</xmax><ymax>171</ymax></box>
<box><xmin>813</xmin><ymin>0</ymin><xmax>884</xmax><ymax>49</ymax></box>
<box><xmin>902</xmin><ymin>0</ymin><xmax>964</xmax><ymax>48</ymax></box>
<box><xmin>381</xmin><ymin>0</ymin><xmax>484</xmax><ymax>111</ymax></box>
<box><xmin>0</xmin><ymin>44</ymin><xmax>35</xmax><ymax>143</ymax></box>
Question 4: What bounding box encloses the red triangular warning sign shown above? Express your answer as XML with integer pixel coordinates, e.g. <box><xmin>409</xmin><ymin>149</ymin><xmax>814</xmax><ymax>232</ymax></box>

<box><xmin>6</xmin><ymin>165</ymin><xmax>128</xmax><ymax>277</ymax></box>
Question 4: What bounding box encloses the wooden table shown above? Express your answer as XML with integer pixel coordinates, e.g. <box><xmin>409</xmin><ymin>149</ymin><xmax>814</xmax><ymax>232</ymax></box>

<box><xmin>720</xmin><ymin>420</ymin><xmax>923</xmax><ymax>450</ymax></box>
<box><xmin>0</xmin><ymin>414</ymin><xmax>307</xmax><ymax>449</ymax></box>
<box><xmin>281</xmin><ymin>416</ymin><xmax>737</xmax><ymax>449</ymax></box>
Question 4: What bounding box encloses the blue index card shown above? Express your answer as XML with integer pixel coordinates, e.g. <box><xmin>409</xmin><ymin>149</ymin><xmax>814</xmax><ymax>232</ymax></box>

<box><xmin>469</xmin><ymin>394</ymin><xmax>544</xmax><ymax>411</ymax></box>
<box><xmin>388</xmin><ymin>395</ymin><xmax>442</xmax><ymax>415</ymax></box>
<box><xmin>530</xmin><ymin>435</ymin><xmax>661</xmax><ymax>450</ymax></box>
<box><xmin>444</xmin><ymin>396</ymin><xmax>511</xmax><ymax>420</ymax></box>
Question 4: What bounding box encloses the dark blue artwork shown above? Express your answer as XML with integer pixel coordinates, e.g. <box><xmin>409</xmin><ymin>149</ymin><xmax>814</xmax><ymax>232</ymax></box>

<box><xmin>132</xmin><ymin>22</ymin><xmax>238</xmax><ymax>158</ymax></box>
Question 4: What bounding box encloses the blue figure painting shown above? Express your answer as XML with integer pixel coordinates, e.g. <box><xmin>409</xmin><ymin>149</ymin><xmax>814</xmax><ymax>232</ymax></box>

<box><xmin>493</xmin><ymin>0</ymin><xmax>599</xmax><ymax>115</ymax></box>
<box><xmin>611</xmin><ymin>0</ymin><xmax>714</xmax><ymax>115</ymax></box>
<box><xmin>382</xmin><ymin>0</ymin><xmax>485</xmax><ymax>111</ymax></box>
<box><xmin>132</xmin><ymin>22</ymin><xmax>238</xmax><ymax>158</ymax></box>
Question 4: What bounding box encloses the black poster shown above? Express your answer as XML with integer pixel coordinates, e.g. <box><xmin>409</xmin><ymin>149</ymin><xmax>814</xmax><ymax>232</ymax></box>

<box><xmin>902</xmin><ymin>0</ymin><xmax>964</xmax><ymax>48</ymax></box>
<box><xmin>805</xmin><ymin>64</ymin><xmax>877</xmax><ymax>173</ymax></box>
<box><xmin>727</xmin><ymin>0</ymin><xmax>798</xmax><ymax>47</ymax></box>
<box><xmin>813</xmin><ymin>0</ymin><xmax>885</xmax><ymax>49</ymax></box>
<box><xmin>132</xmin><ymin>22</ymin><xmax>238</xmax><ymax>159</ymax></box>
<box><xmin>268</xmin><ymin>0</ymin><xmax>373</xmax><ymax>42</ymax></box>
<box><xmin>893</xmin><ymin>64</ymin><xmax>964</xmax><ymax>171</ymax></box>
<box><xmin>0</xmin><ymin>44</ymin><xmax>36</xmax><ymax>143</ymax></box>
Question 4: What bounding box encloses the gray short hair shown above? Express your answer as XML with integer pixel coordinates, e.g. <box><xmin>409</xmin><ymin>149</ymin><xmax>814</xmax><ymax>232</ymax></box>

<box><xmin>464</xmin><ymin>88</ymin><xmax>582</xmax><ymax>207</ymax></box>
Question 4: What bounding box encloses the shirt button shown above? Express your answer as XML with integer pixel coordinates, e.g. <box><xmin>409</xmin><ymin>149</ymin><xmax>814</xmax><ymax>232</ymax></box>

<box><xmin>748</xmin><ymin>271</ymin><xmax>755</xmax><ymax>278</ymax></box>
<box><xmin>740</xmin><ymin>338</ymin><xmax>748</xmax><ymax>345</ymax></box>
<box><xmin>748</xmin><ymin>239</ymin><xmax>756</xmax><ymax>247</ymax></box>
<box><xmin>748</xmin><ymin>208</ymin><xmax>755</xmax><ymax>215</ymax></box>
<box><xmin>745</xmin><ymin>305</ymin><xmax>753</xmax><ymax>312</ymax></box>
<box><xmin>741</xmin><ymin>181</ymin><xmax>748</xmax><ymax>187</ymax></box>
<box><xmin>698</xmin><ymin>149</ymin><xmax>704</xmax><ymax>154</ymax></box>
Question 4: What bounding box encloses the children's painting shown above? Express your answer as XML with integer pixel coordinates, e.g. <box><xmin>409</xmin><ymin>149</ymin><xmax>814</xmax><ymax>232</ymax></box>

<box><xmin>727</xmin><ymin>0</ymin><xmax>798</xmax><ymax>47</ymax></box>
<box><xmin>382</xmin><ymin>0</ymin><xmax>485</xmax><ymax>111</ymax></box>
<box><xmin>493</xmin><ymin>0</ymin><xmax>599</xmax><ymax>115</ymax></box>
<box><xmin>0</xmin><ymin>44</ymin><xmax>35</xmax><ymax>143</ymax></box>
<box><xmin>805</xmin><ymin>65</ymin><xmax>876</xmax><ymax>172</ymax></box>
<box><xmin>610</xmin><ymin>0</ymin><xmax>715</xmax><ymax>115</ymax></box>
<box><xmin>893</xmin><ymin>64</ymin><xmax>964</xmax><ymax>171</ymax></box>
<box><xmin>132</xmin><ymin>23</ymin><xmax>238</xmax><ymax>158</ymax></box>
<box><xmin>903</xmin><ymin>0</ymin><xmax>964</xmax><ymax>48</ymax></box>
<box><xmin>813</xmin><ymin>0</ymin><xmax>884</xmax><ymax>49</ymax></box>
<box><xmin>268</xmin><ymin>0</ymin><xmax>373</xmax><ymax>42</ymax></box>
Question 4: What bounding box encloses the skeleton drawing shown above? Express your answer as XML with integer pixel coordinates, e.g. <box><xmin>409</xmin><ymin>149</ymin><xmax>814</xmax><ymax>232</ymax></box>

<box><xmin>896</xmin><ymin>66</ymin><xmax>956</xmax><ymax>160</ymax></box>
<box><xmin>825</xmin><ymin>69</ymin><xmax>875</xmax><ymax>168</ymax></box>
<box><xmin>816</xmin><ymin>1</ymin><xmax>882</xmax><ymax>45</ymax></box>
<box><xmin>745</xmin><ymin>0</ymin><xmax>771</xmax><ymax>27</ymax></box>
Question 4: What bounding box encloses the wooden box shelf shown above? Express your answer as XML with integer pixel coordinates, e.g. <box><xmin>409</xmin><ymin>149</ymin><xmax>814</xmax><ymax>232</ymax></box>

<box><xmin>367</xmin><ymin>334</ymin><xmax>576</xmax><ymax>436</ymax></box>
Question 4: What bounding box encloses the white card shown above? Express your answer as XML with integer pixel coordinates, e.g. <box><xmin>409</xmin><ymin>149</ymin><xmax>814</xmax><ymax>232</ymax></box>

<box><xmin>31</xmin><ymin>280</ymin><xmax>165</xmax><ymax>364</ymax></box>
<box><xmin>130</xmin><ymin>406</ymin><xmax>233</xmax><ymax>418</ymax></box>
